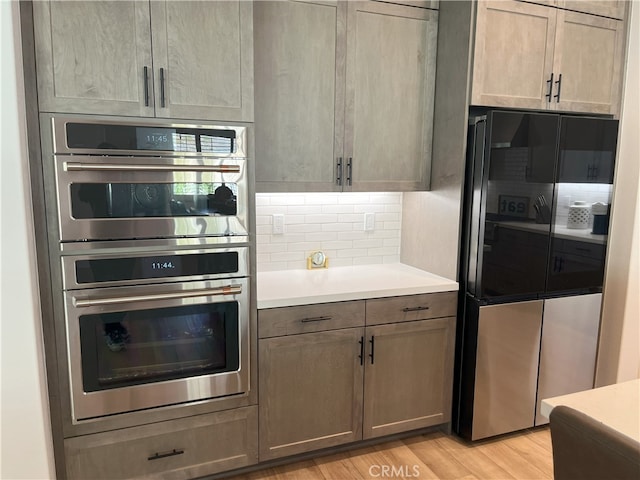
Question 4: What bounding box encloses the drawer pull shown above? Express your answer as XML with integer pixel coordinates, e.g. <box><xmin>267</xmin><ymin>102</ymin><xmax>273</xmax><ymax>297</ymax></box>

<box><xmin>402</xmin><ymin>306</ymin><xmax>430</xmax><ymax>313</ymax></box>
<box><xmin>300</xmin><ymin>316</ymin><xmax>332</xmax><ymax>323</ymax></box>
<box><xmin>148</xmin><ymin>449</ymin><xmax>184</xmax><ymax>461</ymax></box>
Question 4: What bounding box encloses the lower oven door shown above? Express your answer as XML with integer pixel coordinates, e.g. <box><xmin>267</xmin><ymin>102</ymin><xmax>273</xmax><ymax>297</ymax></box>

<box><xmin>64</xmin><ymin>277</ymin><xmax>249</xmax><ymax>422</ymax></box>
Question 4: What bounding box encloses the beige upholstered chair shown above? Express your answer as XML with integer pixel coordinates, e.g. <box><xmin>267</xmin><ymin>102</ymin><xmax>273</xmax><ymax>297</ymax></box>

<box><xmin>549</xmin><ymin>405</ymin><xmax>640</xmax><ymax>480</ymax></box>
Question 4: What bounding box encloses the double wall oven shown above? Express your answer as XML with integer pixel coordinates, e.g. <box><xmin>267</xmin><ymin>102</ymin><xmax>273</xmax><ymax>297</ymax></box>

<box><xmin>45</xmin><ymin>116</ymin><xmax>253</xmax><ymax>423</ymax></box>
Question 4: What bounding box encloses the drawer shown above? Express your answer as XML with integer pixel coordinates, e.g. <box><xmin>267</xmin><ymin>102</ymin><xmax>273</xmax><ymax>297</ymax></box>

<box><xmin>366</xmin><ymin>291</ymin><xmax>457</xmax><ymax>326</ymax></box>
<box><xmin>259</xmin><ymin>300</ymin><xmax>365</xmax><ymax>338</ymax></box>
<box><xmin>64</xmin><ymin>406</ymin><xmax>257</xmax><ymax>480</ymax></box>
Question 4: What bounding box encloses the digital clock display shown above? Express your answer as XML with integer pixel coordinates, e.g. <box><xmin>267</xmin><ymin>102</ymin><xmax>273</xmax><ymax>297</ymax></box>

<box><xmin>136</xmin><ymin>127</ymin><xmax>175</xmax><ymax>150</ymax></box>
<box><xmin>75</xmin><ymin>252</ymin><xmax>239</xmax><ymax>284</ymax></box>
<box><xmin>142</xmin><ymin>256</ymin><xmax>182</xmax><ymax>277</ymax></box>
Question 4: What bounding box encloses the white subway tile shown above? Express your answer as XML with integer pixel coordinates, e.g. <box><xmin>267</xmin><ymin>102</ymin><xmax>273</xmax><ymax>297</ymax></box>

<box><xmin>353</xmin><ymin>238</ymin><xmax>384</xmax><ymax>249</ymax></box>
<box><xmin>321</xmin><ymin>240</ymin><xmax>353</xmax><ymax>250</ymax></box>
<box><xmin>353</xmin><ymin>204</ymin><xmax>386</xmax><ymax>214</ymax></box>
<box><xmin>255</xmin><ymin>194</ymin><xmax>271</xmax><ymax>206</ymax></box>
<box><xmin>257</xmin><ymin>243</ymin><xmax>287</xmax><ymax>254</ymax></box>
<box><xmin>284</xmin><ymin>214</ymin><xmax>306</xmax><ymax>225</ymax></box>
<box><xmin>305</xmin><ymin>231</ymin><xmax>337</xmax><ymax>242</ymax></box>
<box><xmin>256</xmin><ymin>206</ymin><xmax>287</xmax><ymax>216</ymax></box>
<box><xmin>368</xmin><ymin>246</ymin><xmax>399</xmax><ymax>256</ymax></box>
<box><xmin>255</xmin><ymin>215</ymin><xmax>271</xmax><ymax>226</ymax></box>
<box><xmin>305</xmin><ymin>213</ymin><xmax>339</xmax><ymax>224</ymax></box>
<box><xmin>306</xmin><ymin>193</ymin><xmax>339</xmax><ymax>205</ymax></box>
<box><xmin>322</xmin><ymin>204</ymin><xmax>355</xmax><ymax>214</ymax></box>
<box><xmin>338</xmin><ymin>193</ymin><xmax>371</xmax><ymax>205</ymax></box>
<box><xmin>337</xmin><ymin>213</ymin><xmax>364</xmax><ymax>223</ymax></box>
<box><xmin>353</xmin><ymin>256</ymin><xmax>382</xmax><ymax>265</ymax></box>
<box><xmin>337</xmin><ymin>231</ymin><xmax>367</xmax><ymax>241</ymax></box>
<box><xmin>287</xmin><ymin>242</ymin><xmax>320</xmax><ymax>253</ymax></box>
<box><xmin>337</xmin><ymin>248</ymin><xmax>369</xmax><ymax>258</ymax></box>
<box><xmin>256</xmin><ymin>225</ymin><xmax>271</xmax><ymax>235</ymax></box>
<box><xmin>270</xmin><ymin>251</ymin><xmax>306</xmax><ymax>262</ymax></box>
<box><xmin>269</xmin><ymin>234</ymin><xmax>306</xmax><ymax>244</ymax></box>
<box><xmin>377</xmin><ymin>213</ymin><xmax>401</xmax><ymax>223</ymax></box>
<box><xmin>383</xmin><ymin>221</ymin><xmax>402</xmax><ymax>230</ymax></box>
<box><xmin>287</xmin><ymin>205</ymin><xmax>323</xmax><ymax>215</ymax></box>
<box><xmin>270</xmin><ymin>195</ymin><xmax>305</xmax><ymax>205</ymax></box>
<box><xmin>329</xmin><ymin>257</ymin><xmax>354</xmax><ymax>267</ymax></box>
<box><xmin>383</xmin><ymin>238</ymin><xmax>401</xmax><ymax>247</ymax></box>
<box><xmin>287</xmin><ymin>223</ymin><xmax>323</xmax><ymax>234</ymax></box>
<box><xmin>321</xmin><ymin>223</ymin><xmax>354</xmax><ymax>232</ymax></box>
<box><xmin>383</xmin><ymin>255</ymin><xmax>401</xmax><ymax>263</ymax></box>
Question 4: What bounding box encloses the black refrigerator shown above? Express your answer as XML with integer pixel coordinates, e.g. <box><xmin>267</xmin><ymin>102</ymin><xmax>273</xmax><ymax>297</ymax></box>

<box><xmin>454</xmin><ymin>110</ymin><xmax>618</xmax><ymax>440</ymax></box>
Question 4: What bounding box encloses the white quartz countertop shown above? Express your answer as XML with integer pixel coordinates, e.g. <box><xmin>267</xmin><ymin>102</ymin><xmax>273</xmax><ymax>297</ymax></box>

<box><xmin>257</xmin><ymin>263</ymin><xmax>459</xmax><ymax>309</ymax></box>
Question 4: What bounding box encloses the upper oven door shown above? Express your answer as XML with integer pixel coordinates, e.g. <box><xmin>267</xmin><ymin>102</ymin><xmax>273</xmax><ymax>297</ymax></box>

<box><xmin>54</xmin><ymin>155</ymin><xmax>248</xmax><ymax>242</ymax></box>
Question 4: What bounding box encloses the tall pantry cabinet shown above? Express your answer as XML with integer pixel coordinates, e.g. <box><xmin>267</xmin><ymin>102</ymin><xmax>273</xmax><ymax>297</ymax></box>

<box><xmin>32</xmin><ymin>0</ymin><xmax>254</xmax><ymax>122</ymax></box>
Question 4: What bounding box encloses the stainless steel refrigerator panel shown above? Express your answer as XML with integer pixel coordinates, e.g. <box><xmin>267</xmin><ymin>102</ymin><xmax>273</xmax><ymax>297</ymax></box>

<box><xmin>472</xmin><ymin>300</ymin><xmax>543</xmax><ymax>440</ymax></box>
<box><xmin>535</xmin><ymin>293</ymin><xmax>602</xmax><ymax>425</ymax></box>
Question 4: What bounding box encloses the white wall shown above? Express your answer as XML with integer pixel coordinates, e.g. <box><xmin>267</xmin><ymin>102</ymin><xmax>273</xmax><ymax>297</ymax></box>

<box><xmin>0</xmin><ymin>2</ymin><xmax>55</xmax><ymax>478</ymax></box>
<box><xmin>596</xmin><ymin>1</ymin><xmax>640</xmax><ymax>385</ymax></box>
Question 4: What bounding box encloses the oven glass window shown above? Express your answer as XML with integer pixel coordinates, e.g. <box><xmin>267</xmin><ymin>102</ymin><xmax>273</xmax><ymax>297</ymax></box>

<box><xmin>79</xmin><ymin>302</ymin><xmax>240</xmax><ymax>392</ymax></box>
<box><xmin>69</xmin><ymin>182</ymin><xmax>238</xmax><ymax>218</ymax></box>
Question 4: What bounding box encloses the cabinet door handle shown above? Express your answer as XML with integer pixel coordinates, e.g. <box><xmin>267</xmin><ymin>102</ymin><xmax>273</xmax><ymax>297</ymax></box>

<box><xmin>148</xmin><ymin>449</ymin><xmax>184</xmax><ymax>461</ymax></box>
<box><xmin>545</xmin><ymin>72</ymin><xmax>554</xmax><ymax>102</ymax></box>
<box><xmin>346</xmin><ymin>157</ymin><xmax>353</xmax><ymax>186</ymax></box>
<box><xmin>402</xmin><ymin>306</ymin><xmax>430</xmax><ymax>313</ymax></box>
<box><xmin>369</xmin><ymin>336</ymin><xmax>375</xmax><ymax>364</ymax></box>
<box><xmin>554</xmin><ymin>73</ymin><xmax>562</xmax><ymax>103</ymax></box>
<box><xmin>359</xmin><ymin>336</ymin><xmax>364</xmax><ymax>366</ymax></box>
<box><xmin>160</xmin><ymin>67</ymin><xmax>166</xmax><ymax>108</ymax></box>
<box><xmin>300</xmin><ymin>316</ymin><xmax>332</xmax><ymax>323</ymax></box>
<box><xmin>143</xmin><ymin>66</ymin><xmax>150</xmax><ymax>107</ymax></box>
<box><xmin>336</xmin><ymin>157</ymin><xmax>343</xmax><ymax>186</ymax></box>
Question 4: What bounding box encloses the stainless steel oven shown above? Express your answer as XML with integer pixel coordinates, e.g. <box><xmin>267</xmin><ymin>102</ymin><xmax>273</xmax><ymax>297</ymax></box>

<box><xmin>61</xmin><ymin>246</ymin><xmax>250</xmax><ymax>422</ymax></box>
<box><xmin>50</xmin><ymin>116</ymin><xmax>248</xmax><ymax>242</ymax></box>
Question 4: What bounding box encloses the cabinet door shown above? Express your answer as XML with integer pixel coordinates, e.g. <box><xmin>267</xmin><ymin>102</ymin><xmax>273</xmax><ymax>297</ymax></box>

<box><xmin>33</xmin><ymin>1</ymin><xmax>154</xmax><ymax>116</ymax></box>
<box><xmin>362</xmin><ymin>317</ymin><xmax>455</xmax><ymax>439</ymax></box>
<box><xmin>535</xmin><ymin>294</ymin><xmax>602</xmax><ymax>425</ymax></box>
<box><xmin>259</xmin><ymin>328</ymin><xmax>364</xmax><ymax>460</ymax></box>
<box><xmin>150</xmin><ymin>0</ymin><xmax>254</xmax><ymax>122</ymax></box>
<box><xmin>552</xmin><ymin>11</ymin><xmax>625</xmax><ymax>115</ymax></box>
<box><xmin>471</xmin><ymin>1</ymin><xmax>556</xmax><ymax>110</ymax></box>
<box><xmin>345</xmin><ymin>1</ymin><xmax>438</xmax><ymax>191</ymax></box>
<box><xmin>560</xmin><ymin>0</ymin><xmax>627</xmax><ymax>20</ymax></box>
<box><xmin>254</xmin><ymin>0</ymin><xmax>346</xmax><ymax>192</ymax></box>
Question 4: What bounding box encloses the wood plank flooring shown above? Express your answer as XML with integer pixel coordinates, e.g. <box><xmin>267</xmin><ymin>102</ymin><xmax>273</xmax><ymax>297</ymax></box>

<box><xmin>227</xmin><ymin>427</ymin><xmax>553</xmax><ymax>480</ymax></box>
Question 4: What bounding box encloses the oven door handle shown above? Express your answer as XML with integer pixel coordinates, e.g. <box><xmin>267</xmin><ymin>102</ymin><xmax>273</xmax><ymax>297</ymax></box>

<box><xmin>73</xmin><ymin>284</ymin><xmax>242</xmax><ymax>308</ymax></box>
<box><xmin>64</xmin><ymin>162</ymin><xmax>241</xmax><ymax>173</ymax></box>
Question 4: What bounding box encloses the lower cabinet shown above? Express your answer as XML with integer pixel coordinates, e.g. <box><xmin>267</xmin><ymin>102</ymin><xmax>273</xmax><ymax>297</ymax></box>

<box><xmin>64</xmin><ymin>406</ymin><xmax>258</xmax><ymax>480</ymax></box>
<box><xmin>258</xmin><ymin>292</ymin><xmax>457</xmax><ymax>461</ymax></box>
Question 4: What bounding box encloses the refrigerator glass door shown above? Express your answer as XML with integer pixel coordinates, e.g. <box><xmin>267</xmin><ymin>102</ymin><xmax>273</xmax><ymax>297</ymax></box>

<box><xmin>479</xmin><ymin>111</ymin><xmax>557</xmax><ymax>299</ymax></box>
<box><xmin>547</xmin><ymin>117</ymin><xmax>618</xmax><ymax>293</ymax></box>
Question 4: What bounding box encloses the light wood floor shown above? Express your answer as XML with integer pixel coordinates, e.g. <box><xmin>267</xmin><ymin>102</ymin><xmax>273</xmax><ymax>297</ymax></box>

<box><xmin>227</xmin><ymin>427</ymin><xmax>553</xmax><ymax>480</ymax></box>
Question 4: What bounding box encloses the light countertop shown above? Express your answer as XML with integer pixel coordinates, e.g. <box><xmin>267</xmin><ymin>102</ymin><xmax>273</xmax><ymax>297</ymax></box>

<box><xmin>257</xmin><ymin>263</ymin><xmax>459</xmax><ymax>309</ymax></box>
<box><xmin>540</xmin><ymin>379</ymin><xmax>640</xmax><ymax>443</ymax></box>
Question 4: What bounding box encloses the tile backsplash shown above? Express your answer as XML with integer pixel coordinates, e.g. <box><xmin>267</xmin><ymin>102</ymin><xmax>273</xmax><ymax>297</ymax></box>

<box><xmin>255</xmin><ymin>193</ymin><xmax>402</xmax><ymax>271</ymax></box>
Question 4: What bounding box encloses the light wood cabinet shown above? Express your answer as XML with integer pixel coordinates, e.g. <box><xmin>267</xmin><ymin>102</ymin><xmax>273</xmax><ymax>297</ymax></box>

<box><xmin>254</xmin><ymin>0</ymin><xmax>438</xmax><ymax>192</ymax></box>
<box><xmin>472</xmin><ymin>0</ymin><xmax>626</xmax><ymax>115</ymax></box>
<box><xmin>516</xmin><ymin>1</ymin><xmax>628</xmax><ymax>21</ymax></box>
<box><xmin>258</xmin><ymin>293</ymin><xmax>456</xmax><ymax>460</ymax></box>
<box><xmin>64</xmin><ymin>407</ymin><xmax>258</xmax><ymax>480</ymax></box>
<box><xmin>33</xmin><ymin>0</ymin><xmax>253</xmax><ymax>122</ymax></box>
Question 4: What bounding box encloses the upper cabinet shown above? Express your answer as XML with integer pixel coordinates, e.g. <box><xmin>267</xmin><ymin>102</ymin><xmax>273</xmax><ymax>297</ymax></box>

<box><xmin>33</xmin><ymin>1</ymin><xmax>253</xmax><ymax>122</ymax></box>
<box><xmin>524</xmin><ymin>0</ymin><xmax>627</xmax><ymax>19</ymax></box>
<box><xmin>254</xmin><ymin>0</ymin><xmax>438</xmax><ymax>192</ymax></box>
<box><xmin>471</xmin><ymin>0</ymin><xmax>626</xmax><ymax>115</ymax></box>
